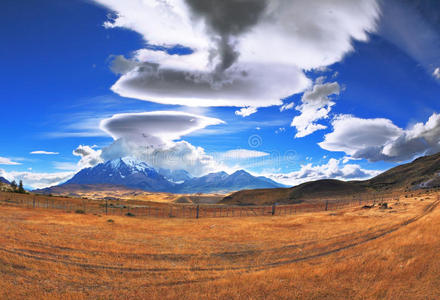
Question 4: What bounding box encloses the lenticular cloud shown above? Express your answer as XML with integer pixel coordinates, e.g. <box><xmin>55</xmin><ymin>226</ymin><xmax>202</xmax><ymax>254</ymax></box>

<box><xmin>98</xmin><ymin>111</ymin><xmax>225</xmax><ymax>176</ymax></box>
<box><xmin>93</xmin><ymin>0</ymin><xmax>380</xmax><ymax>107</ymax></box>
<box><xmin>100</xmin><ymin>111</ymin><xmax>224</xmax><ymax>145</ymax></box>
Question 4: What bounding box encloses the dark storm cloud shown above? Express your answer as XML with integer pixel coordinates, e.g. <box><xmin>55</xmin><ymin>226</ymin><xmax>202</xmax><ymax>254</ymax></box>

<box><xmin>185</xmin><ymin>0</ymin><xmax>268</xmax><ymax>71</ymax></box>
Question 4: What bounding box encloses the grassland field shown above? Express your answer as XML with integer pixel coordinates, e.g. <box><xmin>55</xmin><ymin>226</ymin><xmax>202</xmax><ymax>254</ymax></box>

<box><xmin>0</xmin><ymin>190</ymin><xmax>439</xmax><ymax>299</ymax></box>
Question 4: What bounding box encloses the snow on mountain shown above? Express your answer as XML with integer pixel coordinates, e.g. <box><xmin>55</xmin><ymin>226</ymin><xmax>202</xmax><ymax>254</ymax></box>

<box><xmin>64</xmin><ymin>157</ymin><xmax>175</xmax><ymax>192</ymax></box>
<box><xmin>57</xmin><ymin>157</ymin><xmax>284</xmax><ymax>194</ymax></box>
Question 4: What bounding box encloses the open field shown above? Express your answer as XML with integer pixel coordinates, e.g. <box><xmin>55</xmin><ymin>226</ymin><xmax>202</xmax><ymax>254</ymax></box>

<box><xmin>0</xmin><ymin>191</ymin><xmax>439</xmax><ymax>299</ymax></box>
<box><xmin>34</xmin><ymin>184</ymin><xmax>225</xmax><ymax>204</ymax></box>
<box><xmin>0</xmin><ymin>191</ymin><xmax>400</xmax><ymax>218</ymax></box>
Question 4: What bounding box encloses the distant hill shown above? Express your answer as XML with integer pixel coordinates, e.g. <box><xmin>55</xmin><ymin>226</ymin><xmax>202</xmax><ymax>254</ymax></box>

<box><xmin>365</xmin><ymin>152</ymin><xmax>440</xmax><ymax>190</ymax></box>
<box><xmin>222</xmin><ymin>152</ymin><xmax>440</xmax><ymax>205</ymax></box>
<box><xmin>222</xmin><ymin>179</ymin><xmax>368</xmax><ymax>206</ymax></box>
<box><xmin>39</xmin><ymin>157</ymin><xmax>284</xmax><ymax>194</ymax></box>
<box><xmin>34</xmin><ymin>184</ymin><xmax>138</xmax><ymax>197</ymax></box>
<box><xmin>0</xmin><ymin>177</ymin><xmax>13</xmax><ymax>192</ymax></box>
<box><xmin>0</xmin><ymin>177</ymin><xmax>10</xmax><ymax>185</ymax></box>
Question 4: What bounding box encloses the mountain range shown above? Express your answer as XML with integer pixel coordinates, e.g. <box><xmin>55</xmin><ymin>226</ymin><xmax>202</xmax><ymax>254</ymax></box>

<box><xmin>39</xmin><ymin>157</ymin><xmax>285</xmax><ymax>194</ymax></box>
<box><xmin>222</xmin><ymin>151</ymin><xmax>440</xmax><ymax>205</ymax></box>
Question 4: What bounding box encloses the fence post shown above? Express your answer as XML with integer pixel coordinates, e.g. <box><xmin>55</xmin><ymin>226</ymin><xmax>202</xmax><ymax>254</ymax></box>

<box><xmin>325</xmin><ymin>200</ymin><xmax>328</xmax><ymax>211</ymax></box>
<box><xmin>33</xmin><ymin>196</ymin><xmax>36</xmax><ymax>209</ymax></box>
<box><xmin>196</xmin><ymin>205</ymin><xmax>200</xmax><ymax>219</ymax></box>
<box><xmin>105</xmin><ymin>200</ymin><xmax>108</xmax><ymax>215</ymax></box>
<box><xmin>271</xmin><ymin>204</ymin><xmax>276</xmax><ymax>216</ymax></box>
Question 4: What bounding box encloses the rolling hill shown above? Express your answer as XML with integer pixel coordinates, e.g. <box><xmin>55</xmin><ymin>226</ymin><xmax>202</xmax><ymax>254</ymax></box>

<box><xmin>0</xmin><ymin>177</ymin><xmax>13</xmax><ymax>192</ymax></box>
<box><xmin>222</xmin><ymin>152</ymin><xmax>440</xmax><ymax>205</ymax></box>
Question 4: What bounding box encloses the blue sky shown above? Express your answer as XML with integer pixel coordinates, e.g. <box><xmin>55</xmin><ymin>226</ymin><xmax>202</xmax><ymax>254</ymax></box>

<box><xmin>1</xmin><ymin>0</ymin><xmax>440</xmax><ymax>189</ymax></box>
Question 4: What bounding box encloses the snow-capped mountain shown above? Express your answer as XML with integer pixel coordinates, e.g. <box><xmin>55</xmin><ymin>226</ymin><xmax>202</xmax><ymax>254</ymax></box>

<box><xmin>64</xmin><ymin>157</ymin><xmax>175</xmax><ymax>192</ymax></box>
<box><xmin>53</xmin><ymin>157</ymin><xmax>285</xmax><ymax>194</ymax></box>
<box><xmin>178</xmin><ymin>170</ymin><xmax>284</xmax><ymax>193</ymax></box>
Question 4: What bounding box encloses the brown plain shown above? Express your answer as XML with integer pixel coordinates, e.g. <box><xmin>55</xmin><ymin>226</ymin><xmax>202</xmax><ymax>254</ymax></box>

<box><xmin>0</xmin><ymin>191</ymin><xmax>439</xmax><ymax>299</ymax></box>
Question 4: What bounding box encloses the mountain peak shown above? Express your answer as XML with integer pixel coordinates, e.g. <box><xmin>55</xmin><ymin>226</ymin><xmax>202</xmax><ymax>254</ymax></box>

<box><xmin>105</xmin><ymin>157</ymin><xmax>152</xmax><ymax>171</ymax></box>
<box><xmin>231</xmin><ymin>170</ymin><xmax>250</xmax><ymax>176</ymax></box>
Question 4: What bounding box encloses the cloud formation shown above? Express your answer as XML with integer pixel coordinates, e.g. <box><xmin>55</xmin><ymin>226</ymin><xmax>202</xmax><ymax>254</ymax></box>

<box><xmin>94</xmin><ymin>0</ymin><xmax>379</xmax><ymax>108</ymax></box>
<box><xmin>98</xmin><ymin>111</ymin><xmax>225</xmax><ymax>176</ymax></box>
<box><xmin>0</xmin><ymin>157</ymin><xmax>21</xmax><ymax>165</ymax></box>
<box><xmin>320</xmin><ymin>113</ymin><xmax>440</xmax><ymax>162</ymax></box>
<box><xmin>291</xmin><ymin>81</ymin><xmax>340</xmax><ymax>138</ymax></box>
<box><xmin>30</xmin><ymin>151</ymin><xmax>59</xmax><ymax>155</ymax></box>
<box><xmin>280</xmin><ymin>102</ymin><xmax>294</xmax><ymax>112</ymax></box>
<box><xmin>73</xmin><ymin>145</ymin><xmax>104</xmax><ymax>169</ymax></box>
<box><xmin>235</xmin><ymin>107</ymin><xmax>257</xmax><ymax>117</ymax></box>
<box><xmin>100</xmin><ymin>111</ymin><xmax>224</xmax><ymax>145</ymax></box>
<box><xmin>266</xmin><ymin>158</ymin><xmax>381</xmax><ymax>186</ymax></box>
<box><xmin>434</xmin><ymin>67</ymin><xmax>440</xmax><ymax>79</ymax></box>
<box><xmin>219</xmin><ymin>149</ymin><xmax>269</xmax><ymax>160</ymax></box>
<box><xmin>0</xmin><ymin>169</ymin><xmax>74</xmax><ymax>190</ymax></box>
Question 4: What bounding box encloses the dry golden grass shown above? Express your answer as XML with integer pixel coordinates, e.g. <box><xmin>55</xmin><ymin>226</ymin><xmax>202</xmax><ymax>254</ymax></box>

<box><xmin>34</xmin><ymin>185</ymin><xmax>225</xmax><ymax>204</ymax></box>
<box><xmin>0</xmin><ymin>191</ymin><xmax>439</xmax><ymax>299</ymax></box>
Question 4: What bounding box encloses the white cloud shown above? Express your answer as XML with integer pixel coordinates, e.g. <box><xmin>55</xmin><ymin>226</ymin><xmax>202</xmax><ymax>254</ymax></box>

<box><xmin>0</xmin><ymin>157</ymin><xmax>21</xmax><ymax>165</ymax></box>
<box><xmin>291</xmin><ymin>81</ymin><xmax>340</xmax><ymax>138</ymax></box>
<box><xmin>266</xmin><ymin>158</ymin><xmax>381</xmax><ymax>186</ymax></box>
<box><xmin>99</xmin><ymin>111</ymin><xmax>225</xmax><ymax>176</ymax></box>
<box><xmin>102</xmin><ymin>138</ymin><xmax>222</xmax><ymax>177</ymax></box>
<box><xmin>235</xmin><ymin>107</ymin><xmax>257</xmax><ymax>117</ymax></box>
<box><xmin>219</xmin><ymin>149</ymin><xmax>269</xmax><ymax>160</ymax></box>
<box><xmin>280</xmin><ymin>102</ymin><xmax>294</xmax><ymax>112</ymax></box>
<box><xmin>320</xmin><ymin>113</ymin><xmax>440</xmax><ymax>162</ymax></box>
<box><xmin>0</xmin><ymin>169</ymin><xmax>74</xmax><ymax>190</ymax></box>
<box><xmin>100</xmin><ymin>111</ymin><xmax>224</xmax><ymax>144</ymax></box>
<box><xmin>73</xmin><ymin>145</ymin><xmax>104</xmax><ymax>170</ymax></box>
<box><xmin>434</xmin><ymin>67</ymin><xmax>440</xmax><ymax>79</ymax></box>
<box><xmin>30</xmin><ymin>151</ymin><xmax>59</xmax><ymax>155</ymax></box>
<box><xmin>92</xmin><ymin>0</ymin><xmax>379</xmax><ymax>108</ymax></box>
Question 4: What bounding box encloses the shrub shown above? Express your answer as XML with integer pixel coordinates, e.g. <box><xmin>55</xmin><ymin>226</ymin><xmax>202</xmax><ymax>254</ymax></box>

<box><xmin>126</xmin><ymin>212</ymin><xmax>135</xmax><ymax>217</ymax></box>
<box><xmin>75</xmin><ymin>209</ymin><xmax>85</xmax><ymax>214</ymax></box>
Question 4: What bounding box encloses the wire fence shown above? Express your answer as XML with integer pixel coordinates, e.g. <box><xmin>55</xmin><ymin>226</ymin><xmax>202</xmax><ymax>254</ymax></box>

<box><xmin>0</xmin><ymin>190</ymin><xmax>424</xmax><ymax>219</ymax></box>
